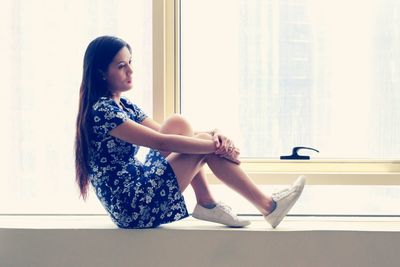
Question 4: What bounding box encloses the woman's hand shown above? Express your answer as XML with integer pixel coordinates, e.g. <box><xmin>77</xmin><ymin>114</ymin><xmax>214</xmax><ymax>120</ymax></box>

<box><xmin>211</xmin><ymin>129</ymin><xmax>241</xmax><ymax>164</ymax></box>
<box><xmin>221</xmin><ymin>147</ymin><xmax>241</xmax><ymax>164</ymax></box>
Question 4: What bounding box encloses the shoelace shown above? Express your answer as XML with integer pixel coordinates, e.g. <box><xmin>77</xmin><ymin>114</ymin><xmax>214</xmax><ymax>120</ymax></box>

<box><xmin>217</xmin><ymin>202</ymin><xmax>237</xmax><ymax>218</ymax></box>
<box><xmin>272</xmin><ymin>186</ymin><xmax>295</xmax><ymax>201</ymax></box>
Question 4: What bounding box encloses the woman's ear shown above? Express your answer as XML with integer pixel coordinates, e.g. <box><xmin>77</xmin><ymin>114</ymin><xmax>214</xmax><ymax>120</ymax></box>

<box><xmin>98</xmin><ymin>69</ymin><xmax>107</xmax><ymax>80</ymax></box>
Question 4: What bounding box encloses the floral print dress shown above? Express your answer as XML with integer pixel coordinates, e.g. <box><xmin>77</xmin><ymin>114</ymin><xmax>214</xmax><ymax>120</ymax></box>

<box><xmin>88</xmin><ymin>96</ymin><xmax>189</xmax><ymax>228</ymax></box>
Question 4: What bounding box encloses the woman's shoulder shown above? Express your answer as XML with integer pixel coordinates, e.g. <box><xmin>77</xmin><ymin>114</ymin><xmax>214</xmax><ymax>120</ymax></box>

<box><xmin>120</xmin><ymin>96</ymin><xmax>134</xmax><ymax>106</ymax></box>
<box><xmin>92</xmin><ymin>96</ymin><xmax>116</xmax><ymax>110</ymax></box>
<box><xmin>120</xmin><ymin>96</ymin><xmax>147</xmax><ymax>121</ymax></box>
<box><xmin>121</xmin><ymin>96</ymin><xmax>142</xmax><ymax>110</ymax></box>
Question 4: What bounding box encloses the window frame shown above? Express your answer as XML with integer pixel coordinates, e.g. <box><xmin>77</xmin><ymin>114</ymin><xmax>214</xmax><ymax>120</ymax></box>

<box><xmin>153</xmin><ymin>0</ymin><xmax>400</xmax><ymax>185</ymax></box>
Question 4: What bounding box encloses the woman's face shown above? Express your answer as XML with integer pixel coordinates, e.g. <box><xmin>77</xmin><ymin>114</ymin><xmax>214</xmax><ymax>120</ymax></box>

<box><xmin>105</xmin><ymin>46</ymin><xmax>133</xmax><ymax>94</ymax></box>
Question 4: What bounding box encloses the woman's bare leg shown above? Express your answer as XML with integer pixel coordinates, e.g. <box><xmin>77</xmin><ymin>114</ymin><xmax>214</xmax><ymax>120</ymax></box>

<box><xmin>166</xmin><ymin>132</ymin><xmax>275</xmax><ymax>216</ymax></box>
<box><xmin>204</xmin><ymin>154</ymin><xmax>275</xmax><ymax>215</ymax></box>
<box><xmin>158</xmin><ymin>115</ymin><xmax>216</xmax><ymax>206</ymax></box>
<box><xmin>189</xmin><ymin>169</ymin><xmax>216</xmax><ymax>207</ymax></box>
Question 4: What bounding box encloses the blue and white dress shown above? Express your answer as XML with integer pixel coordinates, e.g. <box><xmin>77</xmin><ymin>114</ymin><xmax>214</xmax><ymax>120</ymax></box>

<box><xmin>88</xmin><ymin>96</ymin><xmax>189</xmax><ymax>228</ymax></box>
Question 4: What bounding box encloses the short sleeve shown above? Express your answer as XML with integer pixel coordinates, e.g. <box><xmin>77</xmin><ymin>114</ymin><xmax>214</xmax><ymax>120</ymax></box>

<box><xmin>92</xmin><ymin>98</ymin><xmax>129</xmax><ymax>137</ymax></box>
<box><xmin>121</xmin><ymin>97</ymin><xmax>148</xmax><ymax>123</ymax></box>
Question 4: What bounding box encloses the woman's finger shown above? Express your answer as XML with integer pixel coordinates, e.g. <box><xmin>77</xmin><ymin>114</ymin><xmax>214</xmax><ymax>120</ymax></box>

<box><xmin>215</xmin><ymin>135</ymin><xmax>227</xmax><ymax>154</ymax></box>
<box><xmin>213</xmin><ymin>134</ymin><xmax>220</xmax><ymax>148</ymax></box>
<box><xmin>221</xmin><ymin>152</ymin><xmax>241</xmax><ymax>165</ymax></box>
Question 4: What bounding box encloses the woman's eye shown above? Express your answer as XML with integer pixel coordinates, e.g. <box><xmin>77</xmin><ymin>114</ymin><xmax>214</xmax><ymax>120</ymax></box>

<box><xmin>118</xmin><ymin>64</ymin><xmax>125</xmax><ymax>69</ymax></box>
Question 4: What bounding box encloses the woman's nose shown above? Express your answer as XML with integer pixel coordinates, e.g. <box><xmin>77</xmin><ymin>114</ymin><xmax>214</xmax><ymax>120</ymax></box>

<box><xmin>127</xmin><ymin>64</ymin><xmax>133</xmax><ymax>74</ymax></box>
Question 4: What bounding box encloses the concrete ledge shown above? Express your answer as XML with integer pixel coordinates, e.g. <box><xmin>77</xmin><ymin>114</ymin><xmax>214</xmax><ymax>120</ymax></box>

<box><xmin>1</xmin><ymin>216</ymin><xmax>400</xmax><ymax>267</ymax></box>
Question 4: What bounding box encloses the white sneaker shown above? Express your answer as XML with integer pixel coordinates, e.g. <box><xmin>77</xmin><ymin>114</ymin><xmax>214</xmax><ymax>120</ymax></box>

<box><xmin>192</xmin><ymin>202</ymin><xmax>251</xmax><ymax>228</ymax></box>
<box><xmin>264</xmin><ymin>175</ymin><xmax>306</xmax><ymax>228</ymax></box>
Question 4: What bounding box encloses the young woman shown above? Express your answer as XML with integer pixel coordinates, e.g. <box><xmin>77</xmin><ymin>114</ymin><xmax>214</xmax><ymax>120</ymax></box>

<box><xmin>75</xmin><ymin>36</ymin><xmax>305</xmax><ymax>229</ymax></box>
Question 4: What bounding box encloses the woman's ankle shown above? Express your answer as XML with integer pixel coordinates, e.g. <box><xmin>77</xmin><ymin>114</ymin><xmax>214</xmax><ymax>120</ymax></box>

<box><xmin>197</xmin><ymin>200</ymin><xmax>217</xmax><ymax>209</ymax></box>
<box><xmin>268</xmin><ymin>199</ymin><xmax>277</xmax><ymax>214</ymax></box>
<box><xmin>262</xmin><ymin>198</ymin><xmax>277</xmax><ymax>216</ymax></box>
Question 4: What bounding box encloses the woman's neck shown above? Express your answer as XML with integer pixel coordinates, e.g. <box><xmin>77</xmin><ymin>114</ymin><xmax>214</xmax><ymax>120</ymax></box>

<box><xmin>111</xmin><ymin>92</ymin><xmax>121</xmax><ymax>104</ymax></box>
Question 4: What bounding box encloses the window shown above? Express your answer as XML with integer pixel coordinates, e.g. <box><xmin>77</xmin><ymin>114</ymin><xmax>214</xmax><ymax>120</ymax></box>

<box><xmin>1</xmin><ymin>0</ymin><xmax>398</xmax><ymax>217</ymax></box>
<box><xmin>0</xmin><ymin>0</ymin><xmax>152</xmax><ymax>214</ymax></box>
<box><xmin>180</xmin><ymin>0</ymin><xmax>400</xmax><ymax>160</ymax></box>
<box><xmin>179</xmin><ymin>0</ymin><xmax>400</xmax><ymax>215</ymax></box>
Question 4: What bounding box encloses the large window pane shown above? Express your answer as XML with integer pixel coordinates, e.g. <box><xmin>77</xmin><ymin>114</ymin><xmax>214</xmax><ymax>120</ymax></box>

<box><xmin>180</xmin><ymin>0</ymin><xmax>400</xmax><ymax>159</ymax></box>
<box><xmin>0</xmin><ymin>0</ymin><xmax>152</xmax><ymax>213</ymax></box>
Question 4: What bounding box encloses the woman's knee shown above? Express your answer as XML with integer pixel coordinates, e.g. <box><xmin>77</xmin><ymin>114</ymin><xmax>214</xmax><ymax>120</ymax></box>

<box><xmin>161</xmin><ymin>114</ymin><xmax>193</xmax><ymax>136</ymax></box>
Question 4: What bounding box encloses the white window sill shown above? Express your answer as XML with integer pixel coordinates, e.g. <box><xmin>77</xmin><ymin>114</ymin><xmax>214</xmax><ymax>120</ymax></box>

<box><xmin>2</xmin><ymin>215</ymin><xmax>400</xmax><ymax>267</ymax></box>
<box><xmin>1</xmin><ymin>215</ymin><xmax>400</xmax><ymax>232</ymax></box>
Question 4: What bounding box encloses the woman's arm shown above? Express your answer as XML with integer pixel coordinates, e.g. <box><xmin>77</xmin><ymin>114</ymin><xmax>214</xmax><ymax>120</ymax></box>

<box><xmin>141</xmin><ymin>117</ymin><xmax>214</xmax><ymax>136</ymax></box>
<box><xmin>109</xmin><ymin>119</ymin><xmax>216</xmax><ymax>154</ymax></box>
<box><xmin>140</xmin><ymin>117</ymin><xmax>239</xmax><ymax>161</ymax></box>
<box><xmin>140</xmin><ymin>117</ymin><xmax>161</xmax><ymax>132</ymax></box>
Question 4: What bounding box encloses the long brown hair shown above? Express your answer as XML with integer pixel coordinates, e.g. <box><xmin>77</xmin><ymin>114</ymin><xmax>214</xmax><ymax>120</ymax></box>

<box><xmin>75</xmin><ymin>36</ymin><xmax>131</xmax><ymax>200</ymax></box>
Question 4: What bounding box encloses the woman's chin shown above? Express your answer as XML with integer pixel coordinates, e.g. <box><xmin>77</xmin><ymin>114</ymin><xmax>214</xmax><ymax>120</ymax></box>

<box><xmin>123</xmin><ymin>86</ymin><xmax>133</xmax><ymax>91</ymax></box>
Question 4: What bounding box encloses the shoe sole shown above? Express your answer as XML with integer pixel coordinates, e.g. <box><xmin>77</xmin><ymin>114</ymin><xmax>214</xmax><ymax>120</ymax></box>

<box><xmin>192</xmin><ymin>213</ymin><xmax>251</xmax><ymax>228</ymax></box>
<box><xmin>192</xmin><ymin>208</ymin><xmax>251</xmax><ymax>228</ymax></box>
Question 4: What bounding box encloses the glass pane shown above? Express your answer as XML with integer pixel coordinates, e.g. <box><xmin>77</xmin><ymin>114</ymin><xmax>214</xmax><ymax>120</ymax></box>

<box><xmin>180</xmin><ymin>0</ymin><xmax>400</xmax><ymax>159</ymax></box>
<box><xmin>0</xmin><ymin>0</ymin><xmax>152</xmax><ymax>214</ymax></box>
